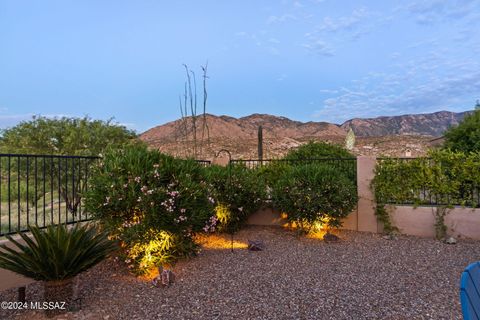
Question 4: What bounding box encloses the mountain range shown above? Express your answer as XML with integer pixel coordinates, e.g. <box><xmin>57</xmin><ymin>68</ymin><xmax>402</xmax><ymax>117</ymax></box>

<box><xmin>140</xmin><ymin>110</ymin><xmax>470</xmax><ymax>159</ymax></box>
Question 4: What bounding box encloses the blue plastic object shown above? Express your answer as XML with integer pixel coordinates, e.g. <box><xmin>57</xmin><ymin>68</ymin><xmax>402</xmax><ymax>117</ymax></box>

<box><xmin>460</xmin><ymin>262</ymin><xmax>480</xmax><ymax>320</ymax></box>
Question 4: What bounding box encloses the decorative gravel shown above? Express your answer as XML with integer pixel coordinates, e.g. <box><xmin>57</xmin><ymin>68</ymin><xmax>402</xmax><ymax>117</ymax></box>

<box><xmin>1</xmin><ymin>225</ymin><xmax>479</xmax><ymax>320</ymax></box>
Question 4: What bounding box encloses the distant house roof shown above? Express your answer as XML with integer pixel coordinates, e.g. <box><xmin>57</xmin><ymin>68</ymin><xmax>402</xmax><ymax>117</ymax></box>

<box><xmin>429</xmin><ymin>136</ymin><xmax>445</xmax><ymax>146</ymax></box>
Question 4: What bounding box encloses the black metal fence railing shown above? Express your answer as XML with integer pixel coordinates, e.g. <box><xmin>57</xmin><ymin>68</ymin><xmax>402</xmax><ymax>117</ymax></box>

<box><xmin>230</xmin><ymin>158</ymin><xmax>357</xmax><ymax>184</ymax></box>
<box><xmin>376</xmin><ymin>157</ymin><xmax>480</xmax><ymax>208</ymax></box>
<box><xmin>0</xmin><ymin>154</ymin><xmax>100</xmax><ymax>236</ymax></box>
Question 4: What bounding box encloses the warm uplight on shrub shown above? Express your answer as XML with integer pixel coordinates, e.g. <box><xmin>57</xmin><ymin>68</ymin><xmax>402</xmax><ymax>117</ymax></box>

<box><xmin>272</xmin><ymin>164</ymin><xmax>357</xmax><ymax>234</ymax></box>
<box><xmin>215</xmin><ymin>204</ymin><xmax>231</xmax><ymax>227</ymax></box>
<box><xmin>86</xmin><ymin>144</ymin><xmax>214</xmax><ymax>275</ymax></box>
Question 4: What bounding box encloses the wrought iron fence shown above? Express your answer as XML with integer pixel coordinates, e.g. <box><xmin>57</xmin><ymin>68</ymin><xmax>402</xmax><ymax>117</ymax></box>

<box><xmin>230</xmin><ymin>158</ymin><xmax>357</xmax><ymax>184</ymax></box>
<box><xmin>0</xmin><ymin>154</ymin><xmax>100</xmax><ymax>236</ymax></box>
<box><xmin>0</xmin><ymin>154</ymin><xmax>213</xmax><ymax>236</ymax></box>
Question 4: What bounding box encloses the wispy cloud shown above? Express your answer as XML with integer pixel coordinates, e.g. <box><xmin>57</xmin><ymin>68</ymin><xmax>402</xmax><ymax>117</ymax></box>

<box><xmin>312</xmin><ymin>57</ymin><xmax>480</xmax><ymax>122</ymax></box>
<box><xmin>302</xmin><ymin>40</ymin><xmax>334</xmax><ymax>56</ymax></box>
<box><xmin>301</xmin><ymin>7</ymin><xmax>379</xmax><ymax>57</ymax></box>
<box><xmin>316</xmin><ymin>8</ymin><xmax>372</xmax><ymax>32</ymax></box>
<box><xmin>404</xmin><ymin>0</ymin><xmax>480</xmax><ymax>25</ymax></box>
<box><xmin>266</xmin><ymin>14</ymin><xmax>297</xmax><ymax>24</ymax></box>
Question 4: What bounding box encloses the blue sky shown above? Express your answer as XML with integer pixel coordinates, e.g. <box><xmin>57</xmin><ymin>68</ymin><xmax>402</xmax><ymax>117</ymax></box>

<box><xmin>1</xmin><ymin>0</ymin><xmax>479</xmax><ymax>132</ymax></box>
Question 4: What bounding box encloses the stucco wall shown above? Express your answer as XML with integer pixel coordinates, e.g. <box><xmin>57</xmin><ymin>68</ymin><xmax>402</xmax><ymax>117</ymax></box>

<box><xmin>389</xmin><ymin>205</ymin><xmax>480</xmax><ymax>239</ymax></box>
<box><xmin>0</xmin><ymin>236</ymin><xmax>35</xmax><ymax>292</ymax></box>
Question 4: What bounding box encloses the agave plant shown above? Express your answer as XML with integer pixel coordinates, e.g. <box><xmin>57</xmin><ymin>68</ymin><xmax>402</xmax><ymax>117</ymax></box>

<box><xmin>0</xmin><ymin>223</ymin><xmax>117</xmax><ymax>316</ymax></box>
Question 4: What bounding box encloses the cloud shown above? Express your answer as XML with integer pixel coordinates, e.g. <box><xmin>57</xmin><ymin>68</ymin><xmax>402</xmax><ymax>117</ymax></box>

<box><xmin>312</xmin><ymin>56</ymin><xmax>480</xmax><ymax>123</ymax></box>
<box><xmin>404</xmin><ymin>0</ymin><xmax>480</xmax><ymax>25</ymax></box>
<box><xmin>319</xmin><ymin>89</ymin><xmax>339</xmax><ymax>94</ymax></box>
<box><xmin>302</xmin><ymin>40</ymin><xmax>334</xmax><ymax>56</ymax></box>
<box><xmin>293</xmin><ymin>1</ymin><xmax>304</xmax><ymax>8</ymax></box>
<box><xmin>301</xmin><ymin>7</ymin><xmax>379</xmax><ymax>57</ymax></box>
<box><xmin>266</xmin><ymin>14</ymin><xmax>297</xmax><ymax>24</ymax></box>
<box><xmin>317</xmin><ymin>8</ymin><xmax>371</xmax><ymax>32</ymax></box>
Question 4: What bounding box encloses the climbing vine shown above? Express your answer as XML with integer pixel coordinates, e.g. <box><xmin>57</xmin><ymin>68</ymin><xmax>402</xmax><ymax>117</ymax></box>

<box><xmin>371</xmin><ymin>149</ymin><xmax>480</xmax><ymax>236</ymax></box>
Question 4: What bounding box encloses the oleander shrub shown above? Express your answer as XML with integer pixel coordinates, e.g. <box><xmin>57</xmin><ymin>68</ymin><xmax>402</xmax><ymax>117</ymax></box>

<box><xmin>85</xmin><ymin>144</ymin><xmax>214</xmax><ymax>275</ymax></box>
<box><xmin>203</xmin><ymin>164</ymin><xmax>266</xmax><ymax>233</ymax></box>
<box><xmin>271</xmin><ymin>164</ymin><xmax>357</xmax><ymax>233</ymax></box>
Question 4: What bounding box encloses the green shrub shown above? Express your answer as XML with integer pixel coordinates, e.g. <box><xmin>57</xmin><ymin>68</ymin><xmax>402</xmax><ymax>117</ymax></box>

<box><xmin>203</xmin><ymin>164</ymin><xmax>266</xmax><ymax>233</ymax></box>
<box><xmin>0</xmin><ymin>223</ymin><xmax>116</xmax><ymax>316</ymax></box>
<box><xmin>372</xmin><ymin>149</ymin><xmax>480</xmax><ymax>208</ymax></box>
<box><xmin>0</xmin><ymin>224</ymin><xmax>116</xmax><ymax>281</ymax></box>
<box><xmin>444</xmin><ymin>106</ymin><xmax>480</xmax><ymax>153</ymax></box>
<box><xmin>272</xmin><ymin>164</ymin><xmax>357</xmax><ymax>232</ymax></box>
<box><xmin>85</xmin><ymin>144</ymin><xmax>214</xmax><ymax>274</ymax></box>
<box><xmin>371</xmin><ymin>149</ymin><xmax>480</xmax><ymax>233</ymax></box>
<box><xmin>282</xmin><ymin>141</ymin><xmax>356</xmax><ymax>185</ymax></box>
<box><xmin>284</xmin><ymin>141</ymin><xmax>354</xmax><ymax>160</ymax></box>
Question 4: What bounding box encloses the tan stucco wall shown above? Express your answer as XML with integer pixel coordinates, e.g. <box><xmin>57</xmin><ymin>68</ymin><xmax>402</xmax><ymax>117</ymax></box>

<box><xmin>247</xmin><ymin>207</ymin><xmax>287</xmax><ymax>226</ymax></box>
<box><xmin>389</xmin><ymin>205</ymin><xmax>480</xmax><ymax>239</ymax></box>
<box><xmin>356</xmin><ymin>156</ymin><xmax>379</xmax><ymax>233</ymax></box>
<box><xmin>0</xmin><ymin>236</ymin><xmax>35</xmax><ymax>292</ymax></box>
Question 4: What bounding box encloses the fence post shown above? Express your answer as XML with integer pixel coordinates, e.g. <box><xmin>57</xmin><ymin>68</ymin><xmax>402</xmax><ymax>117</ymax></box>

<box><xmin>356</xmin><ymin>156</ymin><xmax>379</xmax><ymax>233</ymax></box>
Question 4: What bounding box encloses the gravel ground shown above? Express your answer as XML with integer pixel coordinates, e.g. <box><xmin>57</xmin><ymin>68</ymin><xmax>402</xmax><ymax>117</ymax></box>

<box><xmin>1</xmin><ymin>225</ymin><xmax>479</xmax><ymax>320</ymax></box>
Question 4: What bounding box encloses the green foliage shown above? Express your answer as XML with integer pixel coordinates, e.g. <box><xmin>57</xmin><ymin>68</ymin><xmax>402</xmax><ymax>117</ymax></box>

<box><xmin>0</xmin><ymin>224</ymin><xmax>116</xmax><ymax>281</ymax></box>
<box><xmin>0</xmin><ymin>116</ymin><xmax>137</xmax><ymax>156</ymax></box>
<box><xmin>444</xmin><ymin>107</ymin><xmax>480</xmax><ymax>153</ymax></box>
<box><xmin>284</xmin><ymin>141</ymin><xmax>354</xmax><ymax>160</ymax></box>
<box><xmin>85</xmin><ymin>144</ymin><xmax>214</xmax><ymax>274</ymax></box>
<box><xmin>203</xmin><ymin>164</ymin><xmax>266</xmax><ymax>233</ymax></box>
<box><xmin>282</xmin><ymin>141</ymin><xmax>356</xmax><ymax>185</ymax></box>
<box><xmin>372</xmin><ymin>149</ymin><xmax>480</xmax><ymax>233</ymax></box>
<box><xmin>256</xmin><ymin>161</ymin><xmax>291</xmax><ymax>190</ymax></box>
<box><xmin>272</xmin><ymin>164</ymin><xmax>358</xmax><ymax>232</ymax></box>
<box><xmin>373</xmin><ymin>149</ymin><xmax>480</xmax><ymax>208</ymax></box>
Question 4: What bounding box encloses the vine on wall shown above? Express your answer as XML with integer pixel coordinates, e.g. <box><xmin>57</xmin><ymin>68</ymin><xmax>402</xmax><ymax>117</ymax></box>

<box><xmin>371</xmin><ymin>150</ymin><xmax>480</xmax><ymax>236</ymax></box>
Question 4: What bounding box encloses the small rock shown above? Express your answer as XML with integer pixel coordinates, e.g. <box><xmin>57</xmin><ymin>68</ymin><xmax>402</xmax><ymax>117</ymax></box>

<box><xmin>152</xmin><ymin>266</ymin><xmax>175</xmax><ymax>287</ymax></box>
<box><xmin>445</xmin><ymin>237</ymin><xmax>457</xmax><ymax>244</ymax></box>
<box><xmin>248</xmin><ymin>240</ymin><xmax>265</xmax><ymax>251</ymax></box>
<box><xmin>323</xmin><ymin>233</ymin><xmax>340</xmax><ymax>242</ymax></box>
<box><xmin>383</xmin><ymin>234</ymin><xmax>398</xmax><ymax>240</ymax></box>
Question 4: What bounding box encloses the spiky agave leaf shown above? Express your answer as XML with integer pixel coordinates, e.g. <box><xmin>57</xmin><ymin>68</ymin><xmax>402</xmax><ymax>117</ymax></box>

<box><xmin>0</xmin><ymin>224</ymin><xmax>117</xmax><ymax>281</ymax></box>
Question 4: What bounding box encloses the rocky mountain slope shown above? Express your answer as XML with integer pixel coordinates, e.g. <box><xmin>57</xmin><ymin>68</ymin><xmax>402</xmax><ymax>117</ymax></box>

<box><xmin>140</xmin><ymin>110</ymin><xmax>469</xmax><ymax>159</ymax></box>
<box><xmin>341</xmin><ymin>110</ymin><xmax>469</xmax><ymax>137</ymax></box>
